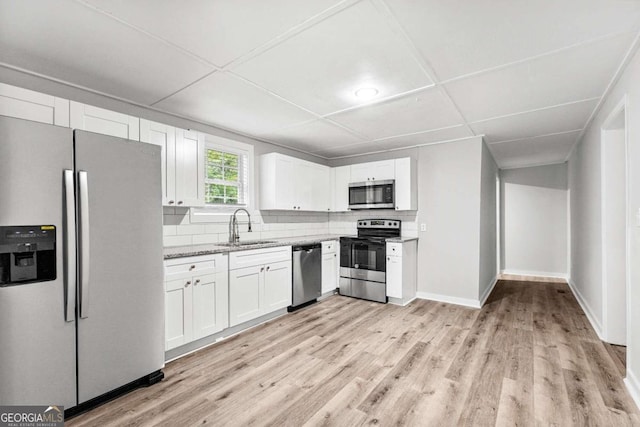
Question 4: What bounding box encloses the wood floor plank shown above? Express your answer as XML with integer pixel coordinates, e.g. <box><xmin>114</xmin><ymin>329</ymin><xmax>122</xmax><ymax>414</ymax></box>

<box><xmin>66</xmin><ymin>282</ymin><xmax>640</xmax><ymax>426</ymax></box>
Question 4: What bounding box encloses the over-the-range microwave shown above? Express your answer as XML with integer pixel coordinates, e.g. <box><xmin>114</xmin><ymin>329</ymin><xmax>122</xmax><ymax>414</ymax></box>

<box><xmin>348</xmin><ymin>179</ymin><xmax>394</xmax><ymax>209</ymax></box>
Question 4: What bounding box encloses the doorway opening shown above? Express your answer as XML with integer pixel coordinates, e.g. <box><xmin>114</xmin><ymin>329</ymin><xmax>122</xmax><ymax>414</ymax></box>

<box><xmin>600</xmin><ymin>97</ymin><xmax>629</xmax><ymax>370</ymax></box>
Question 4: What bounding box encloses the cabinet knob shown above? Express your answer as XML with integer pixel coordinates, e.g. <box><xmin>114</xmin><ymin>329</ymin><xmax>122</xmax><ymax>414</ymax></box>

<box><xmin>334</xmin><ymin>254</ymin><xmax>337</xmax><ymax>257</ymax></box>
<box><xmin>195</xmin><ymin>279</ymin><xmax>200</xmax><ymax>285</ymax></box>
<box><xmin>185</xmin><ymin>281</ymin><xmax>191</xmax><ymax>287</ymax></box>
<box><xmin>168</xmin><ymin>200</ymin><xmax>175</xmax><ymax>205</ymax></box>
<box><xmin>189</xmin><ymin>265</ymin><xmax>196</xmax><ymax>270</ymax></box>
<box><xmin>260</xmin><ymin>267</ymin><xmax>265</xmax><ymax>272</ymax></box>
<box><xmin>387</xmin><ymin>257</ymin><xmax>390</xmax><ymax>261</ymax></box>
<box><xmin>267</xmin><ymin>266</ymin><xmax>270</xmax><ymax>271</ymax></box>
<box><xmin>177</xmin><ymin>201</ymin><xmax>183</xmax><ymax>205</ymax></box>
<box><xmin>372</xmin><ymin>177</ymin><xmax>375</xmax><ymax>180</ymax></box>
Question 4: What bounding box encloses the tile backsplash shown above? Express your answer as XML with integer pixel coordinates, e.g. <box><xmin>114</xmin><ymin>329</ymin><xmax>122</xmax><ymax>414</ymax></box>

<box><xmin>163</xmin><ymin>208</ymin><xmax>418</xmax><ymax>247</ymax></box>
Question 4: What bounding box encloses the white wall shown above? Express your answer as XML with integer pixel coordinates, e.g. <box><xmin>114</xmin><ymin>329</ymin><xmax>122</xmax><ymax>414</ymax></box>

<box><xmin>568</xmin><ymin>44</ymin><xmax>640</xmax><ymax>403</ymax></box>
<box><xmin>479</xmin><ymin>141</ymin><xmax>498</xmax><ymax>301</ymax></box>
<box><xmin>501</xmin><ymin>163</ymin><xmax>568</xmax><ymax>279</ymax></box>
<box><xmin>416</xmin><ymin>137</ymin><xmax>483</xmax><ymax>306</ymax></box>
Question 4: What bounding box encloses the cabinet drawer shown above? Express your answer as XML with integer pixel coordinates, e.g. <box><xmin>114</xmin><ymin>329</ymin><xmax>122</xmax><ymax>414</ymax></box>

<box><xmin>322</xmin><ymin>240</ymin><xmax>337</xmax><ymax>254</ymax></box>
<box><xmin>387</xmin><ymin>242</ymin><xmax>402</xmax><ymax>256</ymax></box>
<box><xmin>229</xmin><ymin>246</ymin><xmax>291</xmax><ymax>270</ymax></box>
<box><xmin>165</xmin><ymin>254</ymin><xmax>227</xmax><ymax>278</ymax></box>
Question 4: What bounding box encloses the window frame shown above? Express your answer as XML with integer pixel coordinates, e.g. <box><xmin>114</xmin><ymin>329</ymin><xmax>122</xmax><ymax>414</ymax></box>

<box><xmin>190</xmin><ymin>135</ymin><xmax>254</xmax><ymax>223</ymax></box>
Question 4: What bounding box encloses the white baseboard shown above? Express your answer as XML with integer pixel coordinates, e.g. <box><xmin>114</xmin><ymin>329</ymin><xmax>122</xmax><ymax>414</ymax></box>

<box><xmin>479</xmin><ymin>275</ymin><xmax>499</xmax><ymax>307</ymax></box>
<box><xmin>625</xmin><ymin>369</ymin><xmax>640</xmax><ymax>411</ymax></box>
<box><xmin>501</xmin><ymin>269</ymin><xmax>568</xmax><ymax>281</ymax></box>
<box><xmin>567</xmin><ymin>278</ymin><xmax>603</xmax><ymax>340</ymax></box>
<box><xmin>416</xmin><ymin>291</ymin><xmax>481</xmax><ymax>309</ymax></box>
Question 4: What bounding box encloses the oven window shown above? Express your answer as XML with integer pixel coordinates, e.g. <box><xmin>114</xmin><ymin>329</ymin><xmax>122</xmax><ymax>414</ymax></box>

<box><xmin>352</xmin><ymin>242</ymin><xmax>385</xmax><ymax>272</ymax></box>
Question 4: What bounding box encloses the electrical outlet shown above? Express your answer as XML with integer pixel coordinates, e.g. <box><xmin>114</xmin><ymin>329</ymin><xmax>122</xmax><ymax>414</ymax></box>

<box><xmin>420</xmin><ymin>223</ymin><xmax>427</xmax><ymax>232</ymax></box>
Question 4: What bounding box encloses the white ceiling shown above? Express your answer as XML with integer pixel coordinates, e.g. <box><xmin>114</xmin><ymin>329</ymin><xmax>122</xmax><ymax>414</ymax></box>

<box><xmin>1</xmin><ymin>0</ymin><xmax>639</xmax><ymax>168</ymax></box>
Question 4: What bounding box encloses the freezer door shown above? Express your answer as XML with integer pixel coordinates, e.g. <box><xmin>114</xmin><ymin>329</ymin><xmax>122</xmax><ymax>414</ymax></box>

<box><xmin>0</xmin><ymin>117</ymin><xmax>76</xmax><ymax>408</ymax></box>
<box><xmin>74</xmin><ymin>130</ymin><xmax>164</xmax><ymax>404</ymax></box>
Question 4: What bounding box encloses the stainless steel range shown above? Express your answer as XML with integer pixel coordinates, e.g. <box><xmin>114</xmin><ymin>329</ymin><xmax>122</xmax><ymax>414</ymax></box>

<box><xmin>339</xmin><ymin>219</ymin><xmax>401</xmax><ymax>303</ymax></box>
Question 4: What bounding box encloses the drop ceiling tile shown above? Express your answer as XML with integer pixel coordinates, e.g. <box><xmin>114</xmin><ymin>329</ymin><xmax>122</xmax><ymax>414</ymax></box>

<box><xmin>321</xmin><ymin>125</ymin><xmax>472</xmax><ymax>157</ymax></box>
<box><xmin>488</xmin><ymin>131</ymin><xmax>580</xmax><ymax>169</ymax></box>
<box><xmin>387</xmin><ymin>0</ymin><xmax>640</xmax><ymax>80</ymax></box>
<box><xmin>444</xmin><ymin>33</ymin><xmax>634</xmax><ymax>122</ymax></box>
<box><xmin>83</xmin><ymin>0</ymin><xmax>342</xmax><ymax>67</ymax></box>
<box><xmin>471</xmin><ymin>99</ymin><xmax>599</xmax><ymax>143</ymax></box>
<box><xmin>260</xmin><ymin>119</ymin><xmax>366</xmax><ymax>153</ymax></box>
<box><xmin>0</xmin><ymin>0</ymin><xmax>214</xmax><ymax>105</ymax></box>
<box><xmin>154</xmin><ymin>72</ymin><xmax>316</xmax><ymax>135</ymax></box>
<box><xmin>329</xmin><ymin>87</ymin><xmax>463</xmax><ymax>139</ymax></box>
<box><xmin>232</xmin><ymin>0</ymin><xmax>432</xmax><ymax>115</ymax></box>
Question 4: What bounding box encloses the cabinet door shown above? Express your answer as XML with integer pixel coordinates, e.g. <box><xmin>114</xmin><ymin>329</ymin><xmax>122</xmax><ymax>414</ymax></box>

<box><xmin>275</xmin><ymin>155</ymin><xmax>297</xmax><ymax>209</ymax></box>
<box><xmin>193</xmin><ymin>272</ymin><xmax>229</xmax><ymax>340</ymax></box>
<box><xmin>0</xmin><ymin>83</ymin><xmax>69</xmax><ymax>126</ymax></box>
<box><xmin>175</xmin><ymin>128</ymin><xmax>205</xmax><ymax>207</ymax></box>
<box><xmin>70</xmin><ymin>101</ymin><xmax>139</xmax><ymax>140</ymax></box>
<box><xmin>165</xmin><ymin>278</ymin><xmax>193</xmax><ymax>350</ymax></box>
<box><xmin>372</xmin><ymin>160</ymin><xmax>395</xmax><ymax>180</ymax></box>
<box><xmin>229</xmin><ymin>266</ymin><xmax>262</xmax><ymax>327</ymax></box>
<box><xmin>386</xmin><ymin>255</ymin><xmax>402</xmax><ymax>299</ymax></box>
<box><xmin>394</xmin><ymin>157</ymin><xmax>416</xmax><ymax>210</ymax></box>
<box><xmin>140</xmin><ymin>119</ymin><xmax>176</xmax><ymax>206</ymax></box>
<box><xmin>263</xmin><ymin>260</ymin><xmax>292</xmax><ymax>312</ymax></box>
<box><xmin>332</xmin><ymin>165</ymin><xmax>351</xmax><ymax>212</ymax></box>
<box><xmin>349</xmin><ymin>163</ymin><xmax>369</xmax><ymax>182</ymax></box>
<box><xmin>310</xmin><ymin>164</ymin><xmax>331</xmax><ymax>211</ymax></box>
<box><xmin>321</xmin><ymin>252</ymin><xmax>338</xmax><ymax>294</ymax></box>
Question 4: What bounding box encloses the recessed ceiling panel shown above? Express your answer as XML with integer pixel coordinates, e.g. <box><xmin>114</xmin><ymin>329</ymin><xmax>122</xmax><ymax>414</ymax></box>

<box><xmin>444</xmin><ymin>33</ymin><xmax>634</xmax><ymax>122</ymax></box>
<box><xmin>329</xmin><ymin>87</ymin><xmax>463</xmax><ymax>139</ymax></box>
<box><xmin>471</xmin><ymin>98</ymin><xmax>599</xmax><ymax>143</ymax></box>
<box><xmin>232</xmin><ymin>0</ymin><xmax>432</xmax><ymax>115</ymax></box>
<box><xmin>488</xmin><ymin>131</ymin><xmax>580</xmax><ymax>169</ymax></box>
<box><xmin>154</xmin><ymin>72</ymin><xmax>316</xmax><ymax>135</ymax></box>
<box><xmin>387</xmin><ymin>0</ymin><xmax>640</xmax><ymax>80</ymax></box>
<box><xmin>83</xmin><ymin>0</ymin><xmax>342</xmax><ymax>67</ymax></box>
<box><xmin>260</xmin><ymin>119</ymin><xmax>366</xmax><ymax>153</ymax></box>
<box><xmin>323</xmin><ymin>125</ymin><xmax>473</xmax><ymax>157</ymax></box>
<box><xmin>0</xmin><ymin>0</ymin><xmax>214</xmax><ymax>105</ymax></box>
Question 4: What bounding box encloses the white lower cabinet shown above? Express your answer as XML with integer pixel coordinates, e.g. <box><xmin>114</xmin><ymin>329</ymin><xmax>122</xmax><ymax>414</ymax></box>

<box><xmin>164</xmin><ymin>254</ymin><xmax>228</xmax><ymax>351</ymax></box>
<box><xmin>386</xmin><ymin>240</ymin><xmax>417</xmax><ymax>305</ymax></box>
<box><xmin>229</xmin><ymin>246</ymin><xmax>292</xmax><ymax>327</ymax></box>
<box><xmin>321</xmin><ymin>240</ymin><xmax>339</xmax><ymax>294</ymax></box>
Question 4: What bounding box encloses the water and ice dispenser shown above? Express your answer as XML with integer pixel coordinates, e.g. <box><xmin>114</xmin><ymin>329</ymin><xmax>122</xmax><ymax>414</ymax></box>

<box><xmin>0</xmin><ymin>225</ymin><xmax>56</xmax><ymax>286</ymax></box>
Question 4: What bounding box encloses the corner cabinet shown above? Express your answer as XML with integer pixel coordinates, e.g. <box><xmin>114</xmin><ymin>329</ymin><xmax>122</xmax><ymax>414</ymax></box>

<box><xmin>394</xmin><ymin>157</ymin><xmax>418</xmax><ymax>211</ymax></box>
<box><xmin>0</xmin><ymin>82</ymin><xmax>69</xmax><ymax>127</ymax></box>
<box><xmin>386</xmin><ymin>240</ymin><xmax>417</xmax><ymax>306</ymax></box>
<box><xmin>70</xmin><ymin>101</ymin><xmax>139</xmax><ymax>141</ymax></box>
<box><xmin>141</xmin><ymin>120</ymin><xmax>205</xmax><ymax>207</ymax></box>
<box><xmin>229</xmin><ymin>246</ymin><xmax>292</xmax><ymax>327</ymax></box>
<box><xmin>164</xmin><ymin>254</ymin><xmax>229</xmax><ymax>351</ymax></box>
<box><xmin>259</xmin><ymin>153</ymin><xmax>331</xmax><ymax>211</ymax></box>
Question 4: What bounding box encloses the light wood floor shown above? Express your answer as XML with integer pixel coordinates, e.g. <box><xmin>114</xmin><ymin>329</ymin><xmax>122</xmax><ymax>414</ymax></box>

<box><xmin>67</xmin><ymin>280</ymin><xmax>640</xmax><ymax>426</ymax></box>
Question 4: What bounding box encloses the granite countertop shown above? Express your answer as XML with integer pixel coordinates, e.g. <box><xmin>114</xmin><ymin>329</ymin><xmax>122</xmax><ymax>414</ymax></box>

<box><xmin>163</xmin><ymin>234</ymin><xmax>346</xmax><ymax>259</ymax></box>
<box><xmin>163</xmin><ymin>234</ymin><xmax>419</xmax><ymax>259</ymax></box>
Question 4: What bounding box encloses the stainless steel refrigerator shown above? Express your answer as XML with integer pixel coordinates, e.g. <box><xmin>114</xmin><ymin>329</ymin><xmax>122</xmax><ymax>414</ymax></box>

<box><xmin>0</xmin><ymin>116</ymin><xmax>164</xmax><ymax>413</ymax></box>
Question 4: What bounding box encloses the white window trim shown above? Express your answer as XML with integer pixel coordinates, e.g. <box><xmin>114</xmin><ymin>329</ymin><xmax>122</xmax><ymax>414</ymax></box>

<box><xmin>190</xmin><ymin>135</ymin><xmax>255</xmax><ymax>223</ymax></box>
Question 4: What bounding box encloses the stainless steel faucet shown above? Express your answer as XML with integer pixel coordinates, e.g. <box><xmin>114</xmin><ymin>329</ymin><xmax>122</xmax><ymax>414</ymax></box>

<box><xmin>229</xmin><ymin>208</ymin><xmax>252</xmax><ymax>243</ymax></box>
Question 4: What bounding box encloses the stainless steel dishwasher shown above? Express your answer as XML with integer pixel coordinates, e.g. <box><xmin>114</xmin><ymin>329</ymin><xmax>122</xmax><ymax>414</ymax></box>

<box><xmin>290</xmin><ymin>243</ymin><xmax>322</xmax><ymax>311</ymax></box>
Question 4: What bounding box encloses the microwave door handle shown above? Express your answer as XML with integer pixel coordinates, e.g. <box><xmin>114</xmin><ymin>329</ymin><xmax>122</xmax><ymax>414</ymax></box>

<box><xmin>63</xmin><ymin>169</ymin><xmax>76</xmax><ymax>322</ymax></box>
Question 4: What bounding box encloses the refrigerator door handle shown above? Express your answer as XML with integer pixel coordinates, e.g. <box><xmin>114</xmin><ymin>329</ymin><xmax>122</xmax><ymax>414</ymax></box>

<box><xmin>64</xmin><ymin>169</ymin><xmax>76</xmax><ymax>322</ymax></box>
<box><xmin>78</xmin><ymin>170</ymin><xmax>90</xmax><ymax>319</ymax></box>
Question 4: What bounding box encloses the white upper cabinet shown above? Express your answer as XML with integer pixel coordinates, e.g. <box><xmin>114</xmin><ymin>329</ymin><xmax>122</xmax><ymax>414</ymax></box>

<box><xmin>394</xmin><ymin>157</ymin><xmax>418</xmax><ymax>211</ymax></box>
<box><xmin>140</xmin><ymin>119</ymin><xmax>176</xmax><ymax>206</ymax></box>
<box><xmin>260</xmin><ymin>152</ymin><xmax>331</xmax><ymax>211</ymax></box>
<box><xmin>175</xmin><ymin>128</ymin><xmax>205</xmax><ymax>207</ymax></box>
<box><xmin>331</xmin><ymin>166</ymin><xmax>350</xmax><ymax>212</ymax></box>
<box><xmin>0</xmin><ymin>83</ymin><xmax>69</xmax><ymax>127</ymax></box>
<box><xmin>349</xmin><ymin>160</ymin><xmax>395</xmax><ymax>182</ymax></box>
<box><xmin>70</xmin><ymin>101</ymin><xmax>139</xmax><ymax>140</ymax></box>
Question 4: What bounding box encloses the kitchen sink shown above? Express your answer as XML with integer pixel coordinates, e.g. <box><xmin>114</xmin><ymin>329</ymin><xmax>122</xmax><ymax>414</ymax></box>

<box><xmin>217</xmin><ymin>240</ymin><xmax>277</xmax><ymax>247</ymax></box>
